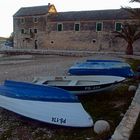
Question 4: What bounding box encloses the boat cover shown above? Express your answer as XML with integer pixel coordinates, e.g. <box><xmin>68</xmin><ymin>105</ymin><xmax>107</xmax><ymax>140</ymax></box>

<box><xmin>69</xmin><ymin>61</ymin><xmax>134</xmax><ymax>78</ymax></box>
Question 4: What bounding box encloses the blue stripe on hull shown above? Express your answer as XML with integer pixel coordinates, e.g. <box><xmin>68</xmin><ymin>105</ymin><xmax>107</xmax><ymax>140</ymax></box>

<box><xmin>0</xmin><ymin>80</ymin><xmax>78</xmax><ymax>102</ymax></box>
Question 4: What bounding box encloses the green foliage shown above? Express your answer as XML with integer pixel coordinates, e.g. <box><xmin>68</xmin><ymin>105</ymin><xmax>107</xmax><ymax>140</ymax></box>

<box><xmin>130</xmin><ymin>0</ymin><xmax>140</xmax><ymax>3</ymax></box>
<box><xmin>113</xmin><ymin>24</ymin><xmax>140</xmax><ymax>54</ymax></box>
<box><xmin>126</xmin><ymin>58</ymin><xmax>140</xmax><ymax>73</ymax></box>
<box><xmin>123</xmin><ymin>0</ymin><xmax>140</xmax><ymax>21</ymax></box>
<box><xmin>114</xmin><ymin>24</ymin><xmax>140</xmax><ymax>43</ymax></box>
<box><xmin>122</xmin><ymin>7</ymin><xmax>140</xmax><ymax>19</ymax></box>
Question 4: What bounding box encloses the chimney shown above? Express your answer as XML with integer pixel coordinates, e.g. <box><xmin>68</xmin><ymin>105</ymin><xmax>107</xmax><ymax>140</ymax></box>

<box><xmin>48</xmin><ymin>3</ymin><xmax>51</xmax><ymax>7</ymax></box>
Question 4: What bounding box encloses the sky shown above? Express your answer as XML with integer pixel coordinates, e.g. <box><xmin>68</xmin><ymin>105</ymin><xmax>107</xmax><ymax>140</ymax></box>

<box><xmin>0</xmin><ymin>0</ymin><xmax>139</xmax><ymax>37</ymax></box>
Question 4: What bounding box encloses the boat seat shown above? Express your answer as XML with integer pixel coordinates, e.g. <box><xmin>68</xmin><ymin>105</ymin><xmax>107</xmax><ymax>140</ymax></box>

<box><xmin>68</xmin><ymin>80</ymin><xmax>77</xmax><ymax>86</ymax></box>
<box><xmin>55</xmin><ymin>77</ymin><xmax>63</xmax><ymax>80</ymax></box>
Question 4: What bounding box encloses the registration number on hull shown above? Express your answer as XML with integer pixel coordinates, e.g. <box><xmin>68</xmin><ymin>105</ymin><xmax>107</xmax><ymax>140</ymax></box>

<box><xmin>85</xmin><ymin>86</ymin><xmax>101</xmax><ymax>90</ymax></box>
<box><xmin>51</xmin><ymin>117</ymin><xmax>66</xmax><ymax>124</ymax></box>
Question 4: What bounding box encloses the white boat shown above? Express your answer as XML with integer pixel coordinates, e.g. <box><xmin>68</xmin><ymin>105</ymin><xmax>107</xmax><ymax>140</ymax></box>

<box><xmin>33</xmin><ymin>75</ymin><xmax>125</xmax><ymax>95</ymax></box>
<box><xmin>0</xmin><ymin>80</ymin><xmax>93</xmax><ymax>127</ymax></box>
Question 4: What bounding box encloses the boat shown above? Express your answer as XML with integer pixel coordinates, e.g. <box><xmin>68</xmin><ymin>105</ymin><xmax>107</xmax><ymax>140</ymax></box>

<box><xmin>33</xmin><ymin>75</ymin><xmax>125</xmax><ymax>95</ymax></box>
<box><xmin>0</xmin><ymin>80</ymin><xmax>93</xmax><ymax>127</ymax></box>
<box><xmin>86</xmin><ymin>59</ymin><xmax>124</xmax><ymax>63</ymax></box>
<box><xmin>68</xmin><ymin>60</ymin><xmax>134</xmax><ymax>78</ymax></box>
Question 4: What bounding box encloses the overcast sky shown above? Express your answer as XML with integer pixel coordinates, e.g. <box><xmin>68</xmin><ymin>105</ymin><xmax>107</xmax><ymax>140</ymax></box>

<box><xmin>0</xmin><ymin>0</ymin><xmax>139</xmax><ymax>37</ymax></box>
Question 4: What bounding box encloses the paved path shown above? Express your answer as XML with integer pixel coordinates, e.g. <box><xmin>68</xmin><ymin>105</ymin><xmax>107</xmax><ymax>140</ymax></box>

<box><xmin>0</xmin><ymin>49</ymin><xmax>140</xmax><ymax>59</ymax></box>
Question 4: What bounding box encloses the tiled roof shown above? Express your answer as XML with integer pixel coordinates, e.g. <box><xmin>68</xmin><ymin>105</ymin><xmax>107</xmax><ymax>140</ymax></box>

<box><xmin>48</xmin><ymin>9</ymin><xmax>133</xmax><ymax>22</ymax></box>
<box><xmin>14</xmin><ymin>5</ymin><xmax>135</xmax><ymax>21</ymax></box>
<box><xmin>13</xmin><ymin>5</ymin><xmax>49</xmax><ymax>17</ymax></box>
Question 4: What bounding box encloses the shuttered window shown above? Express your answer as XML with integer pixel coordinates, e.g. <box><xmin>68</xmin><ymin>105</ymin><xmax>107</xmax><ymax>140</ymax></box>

<box><xmin>115</xmin><ymin>22</ymin><xmax>122</xmax><ymax>31</ymax></box>
<box><xmin>74</xmin><ymin>23</ymin><xmax>80</xmax><ymax>31</ymax></box>
<box><xmin>96</xmin><ymin>22</ymin><xmax>103</xmax><ymax>31</ymax></box>
<box><xmin>21</xmin><ymin>29</ymin><xmax>25</xmax><ymax>34</ymax></box>
<box><xmin>57</xmin><ymin>23</ymin><xmax>63</xmax><ymax>31</ymax></box>
<box><xmin>34</xmin><ymin>29</ymin><xmax>38</xmax><ymax>34</ymax></box>
<box><xmin>34</xmin><ymin>17</ymin><xmax>38</xmax><ymax>23</ymax></box>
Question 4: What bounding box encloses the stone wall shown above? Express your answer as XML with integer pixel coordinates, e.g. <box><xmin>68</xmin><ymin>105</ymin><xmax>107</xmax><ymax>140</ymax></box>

<box><xmin>13</xmin><ymin>16</ymin><xmax>140</xmax><ymax>52</ymax></box>
<box><xmin>14</xmin><ymin>29</ymin><xmax>140</xmax><ymax>52</ymax></box>
<box><xmin>37</xmin><ymin>31</ymin><xmax>139</xmax><ymax>52</ymax></box>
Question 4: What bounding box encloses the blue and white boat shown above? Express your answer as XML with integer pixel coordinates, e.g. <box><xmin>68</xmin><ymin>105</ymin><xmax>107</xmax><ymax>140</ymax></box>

<box><xmin>0</xmin><ymin>80</ymin><xmax>93</xmax><ymax>127</ymax></box>
<box><xmin>33</xmin><ymin>75</ymin><xmax>125</xmax><ymax>95</ymax></box>
<box><xmin>68</xmin><ymin>60</ymin><xmax>134</xmax><ymax>78</ymax></box>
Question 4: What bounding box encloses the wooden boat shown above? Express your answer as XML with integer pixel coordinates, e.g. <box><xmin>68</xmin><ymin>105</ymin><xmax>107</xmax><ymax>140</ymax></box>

<box><xmin>33</xmin><ymin>75</ymin><xmax>125</xmax><ymax>95</ymax></box>
<box><xmin>68</xmin><ymin>60</ymin><xmax>134</xmax><ymax>78</ymax></box>
<box><xmin>0</xmin><ymin>80</ymin><xmax>93</xmax><ymax>127</ymax></box>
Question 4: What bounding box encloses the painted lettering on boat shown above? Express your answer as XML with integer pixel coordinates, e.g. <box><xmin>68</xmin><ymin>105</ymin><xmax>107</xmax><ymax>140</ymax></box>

<box><xmin>85</xmin><ymin>86</ymin><xmax>100</xmax><ymax>90</ymax></box>
<box><xmin>51</xmin><ymin>117</ymin><xmax>66</xmax><ymax>124</ymax></box>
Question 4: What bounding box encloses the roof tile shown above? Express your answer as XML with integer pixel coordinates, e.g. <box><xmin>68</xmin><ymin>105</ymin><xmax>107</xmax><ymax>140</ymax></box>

<box><xmin>13</xmin><ymin>5</ymin><xmax>49</xmax><ymax>17</ymax></box>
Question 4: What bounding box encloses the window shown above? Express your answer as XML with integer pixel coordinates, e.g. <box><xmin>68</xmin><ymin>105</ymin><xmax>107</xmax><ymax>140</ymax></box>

<box><xmin>34</xmin><ymin>29</ymin><xmax>38</xmax><ymax>34</ymax></box>
<box><xmin>21</xmin><ymin>29</ymin><xmax>25</xmax><ymax>34</ymax></box>
<box><xmin>74</xmin><ymin>23</ymin><xmax>80</xmax><ymax>31</ymax></box>
<box><xmin>96</xmin><ymin>22</ymin><xmax>103</xmax><ymax>31</ymax></box>
<box><xmin>20</xmin><ymin>18</ymin><xmax>25</xmax><ymax>24</ymax></box>
<box><xmin>29</xmin><ymin>28</ymin><xmax>32</xmax><ymax>34</ymax></box>
<box><xmin>57</xmin><ymin>23</ymin><xmax>63</xmax><ymax>31</ymax></box>
<box><xmin>115</xmin><ymin>22</ymin><xmax>122</xmax><ymax>31</ymax></box>
<box><xmin>33</xmin><ymin>17</ymin><xmax>38</xmax><ymax>23</ymax></box>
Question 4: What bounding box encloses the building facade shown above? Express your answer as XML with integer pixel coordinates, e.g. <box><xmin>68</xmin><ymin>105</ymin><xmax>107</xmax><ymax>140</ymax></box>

<box><xmin>13</xmin><ymin>4</ymin><xmax>140</xmax><ymax>52</ymax></box>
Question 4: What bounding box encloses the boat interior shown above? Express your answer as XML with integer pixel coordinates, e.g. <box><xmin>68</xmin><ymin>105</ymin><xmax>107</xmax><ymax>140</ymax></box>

<box><xmin>43</xmin><ymin>80</ymin><xmax>100</xmax><ymax>86</ymax></box>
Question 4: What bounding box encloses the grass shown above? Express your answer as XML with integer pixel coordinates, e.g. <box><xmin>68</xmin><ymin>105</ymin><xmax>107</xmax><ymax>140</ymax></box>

<box><xmin>126</xmin><ymin>58</ymin><xmax>140</xmax><ymax>71</ymax></box>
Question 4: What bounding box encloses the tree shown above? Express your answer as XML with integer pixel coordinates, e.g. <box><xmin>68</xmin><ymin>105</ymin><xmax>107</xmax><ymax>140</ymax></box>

<box><xmin>130</xmin><ymin>0</ymin><xmax>140</xmax><ymax>2</ymax></box>
<box><xmin>113</xmin><ymin>24</ymin><xmax>140</xmax><ymax>55</ymax></box>
<box><xmin>122</xmin><ymin>7</ymin><xmax>140</xmax><ymax>19</ymax></box>
<box><xmin>115</xmin><ymin>0</ymin><xmax>140</xmax><ymax>55</ymax></box>
<box><xmin>123</xmin><ymin>0</ymin><xmax>140</xmax><ymax>19</ymax></box>
<box><xmin>121</xmin><ymin>0</ymin><xmax>140</xmax><ymax>21</ymax></box>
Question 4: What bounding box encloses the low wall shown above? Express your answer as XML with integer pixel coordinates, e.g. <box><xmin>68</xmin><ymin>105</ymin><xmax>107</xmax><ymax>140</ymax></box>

<box><xmin>111</xmin><ymin>85</ymin><xmax>140</xmax><ymax>140</ymax></box>
<box><xmin>0</xmin><ymin>49</ymin><xmax>124</xmax><ymax>56</ymax></box>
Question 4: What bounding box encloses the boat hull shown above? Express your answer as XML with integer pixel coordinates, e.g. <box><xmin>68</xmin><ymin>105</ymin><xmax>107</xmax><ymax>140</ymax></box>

<box><xmin>54</xmin><ymin>82</ymin><xmax>121</xmax><ymax>95</ymax></box>
<box><xmin>0</xmin><ymin>80</ymin><xmax>93</xmax><ymax>127</ymax></box>
<box><xmin>0</xmin><ymin>94</ymin><xmax>93</xmax><ymax>127</ymax></box>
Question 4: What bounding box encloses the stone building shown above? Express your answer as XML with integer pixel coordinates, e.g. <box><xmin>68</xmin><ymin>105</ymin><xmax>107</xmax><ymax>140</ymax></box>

<box><xmin>13</xmin><ymin>4</ymin><xmax>140</xmax><ymax>52</ymax></box>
